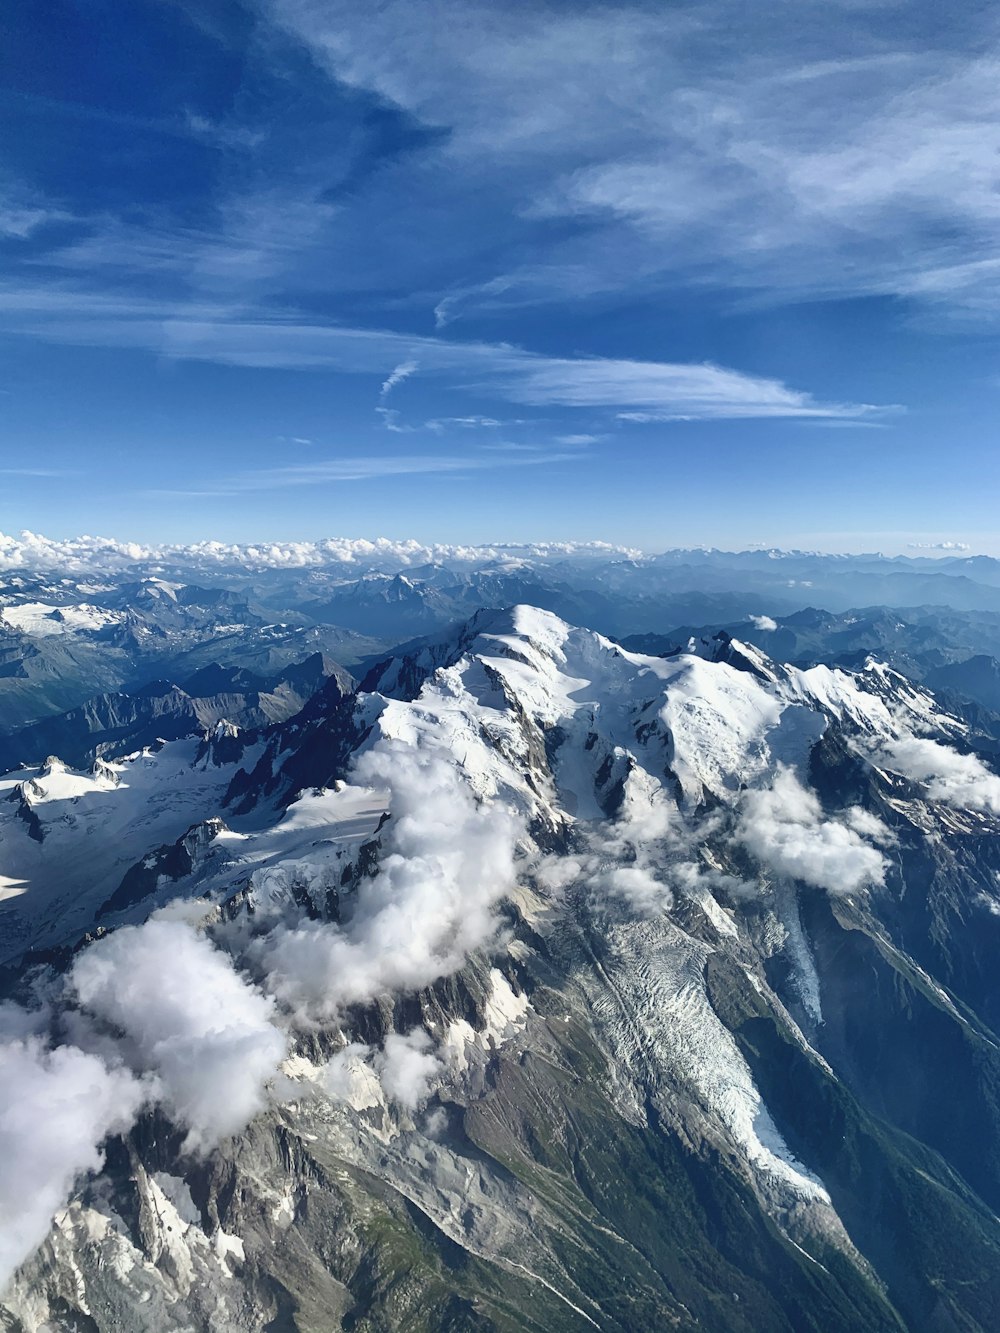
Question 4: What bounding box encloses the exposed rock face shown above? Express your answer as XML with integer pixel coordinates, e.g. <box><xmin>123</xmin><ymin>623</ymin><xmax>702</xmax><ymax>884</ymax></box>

<box><xmin>0</xmin><ymin>653</ymin><xmax>352</xmax><ymax>772</ymax></box>
<box><xmin>3</xmin><ymin>606</ymin><xmax>1000</xmax><ymax>1330</ymax></box>
<box><xmin>99</xmin><ymin>819</ymin><xmax>231</xmax><ymax>918</ymax></box>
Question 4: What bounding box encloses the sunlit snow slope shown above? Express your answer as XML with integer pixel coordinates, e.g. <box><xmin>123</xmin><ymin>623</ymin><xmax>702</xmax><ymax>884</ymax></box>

<box><xmin>4</xmin><ymin>606</ymin><xmax>1000</xmax><ymax>1332</ymax></box>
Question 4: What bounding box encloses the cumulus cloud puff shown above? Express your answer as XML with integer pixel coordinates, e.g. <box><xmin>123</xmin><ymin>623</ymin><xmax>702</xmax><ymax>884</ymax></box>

<box><xmin>72</xmin><ymin>919</ymin><xmax>287</xmax><ymax>1153</ymax></box>
<box><xmin>2</xmin><ymin>740</ymin><xmax>519</xmax><ymax>1278</ymax></box>
<box><xmin>321</xmin><ymin>1042</ymin><xmax>377</xmax><ymax>1106</ymax></box>
<box><xmin>374</xmin><ymin>1030</ymin><xmax>443</xmax><ymax>1109</ymax></box>
<box><xmin>539</xmin><ymin>790</ymin><xmax>681</xmax><ymax>915</ymax></box>
<box><xmin>538</xmin><ymin>780</ymin><xmax>746</xmax><ymax>917</ymax></box>
<box><xmin>748</xmin><ymin>614</ymin><xmax>778</xmax><ymax>631</ymax></box>
<box><xmin>258</xmin><ymin>740</ymin><xmax>521</xmax><ymax>1020</ymax></box>
<box><xmin>320</xmin><ymin>1030</ymin><xmax>442</xmax><ymax>1110</ymax></box>
<box><xmin>600</xmin><ymin>864</ymin><xmax>668</xmax><ymax>914</ymax></box>
<box><xmin>907</xmin><ymin>541</ymin><xmax>970</xmax><ymax>551</ymax></box>
<box><xmin>876</xmin><ymin>737</ymin><xmax>1000</xmax><ymax>813</ymax></box>
<box><xmin>0</xmin><ymin>1030</ymin><xmax>143</xmax><ymax>1289</ymax></box>
<box><xmin>0</xmin><ymin>920</ymin><xmax>287</xmax><ymax>1286</ymax></box>
<box><xmin>736</xmin><ymin>766</ymin><xmax>887</xmax><ymax>895</ymax></box>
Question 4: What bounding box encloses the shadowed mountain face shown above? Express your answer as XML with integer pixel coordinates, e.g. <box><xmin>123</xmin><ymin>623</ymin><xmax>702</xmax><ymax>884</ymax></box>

<box><xmin>4</xmin><ymin>604</ymin><xmax>1000</xmax><ymax>1331</ymax></box>
<box><xmin>0</xmin><ymin>654</ymin><xmax>354</xmax><ymax>772</ymax></box>
<box><xmin>0</xmin><ymin>575</ymin><xmax>382</xmax><ymax>735</ymax></box>
<box><xmin>925</xmin><ymin>653</ymin><xmax>1000</xmax><ymax>712</ymax></box>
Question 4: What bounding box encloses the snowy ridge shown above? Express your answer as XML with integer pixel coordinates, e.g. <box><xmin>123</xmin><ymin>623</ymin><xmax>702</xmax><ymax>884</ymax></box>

<box><xmin>0</xmin><ymin>602</ymin><xmax>125</xmax><ymax>637</ymax></box>
<box><xmin>368</xmin><ymin>605</ymin><xmax>957</xmax><ymax>814</ymax></box>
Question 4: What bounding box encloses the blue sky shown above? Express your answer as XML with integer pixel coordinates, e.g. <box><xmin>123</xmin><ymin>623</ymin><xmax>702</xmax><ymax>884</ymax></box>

<box><xmin>1</xmin><ymin>0</ymin><xmax>999</xmax><ymax>552</ymax></box>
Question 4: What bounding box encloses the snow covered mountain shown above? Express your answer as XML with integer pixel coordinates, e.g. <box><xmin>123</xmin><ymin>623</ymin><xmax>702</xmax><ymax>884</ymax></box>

<box><xmin>624</xmin><ymin>604</ymin><xmax>1000</xmax><ymax>719</ymax></box>
<box><xmin>3</xmin><ymin>605</ymin><xmax>1000</xmax><ymax>1330</ymax></box>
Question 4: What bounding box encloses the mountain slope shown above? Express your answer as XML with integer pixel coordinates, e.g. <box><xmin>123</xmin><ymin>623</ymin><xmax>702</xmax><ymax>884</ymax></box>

<box><xmin>3</xmin><ymin>607</ymin><xmax>1000</xmax><ymax>1330</ymax></box>
<box><xmin>621</xmin><ymin>605</ymin><xmax>1000</xmax><ymax>716</ymax></box>
<box><xmin>0</xmin><ymin>652</ymin><xmax>352</xmax><ymax>772</ymax></box>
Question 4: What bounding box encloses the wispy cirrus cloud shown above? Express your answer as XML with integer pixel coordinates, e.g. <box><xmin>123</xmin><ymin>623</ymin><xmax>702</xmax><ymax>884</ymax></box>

<box><xmin>142</xmin><ymin>446</ymin><xmax>577</xmax><ymax>497</ymax></box>
<box><xmin>376</xmin><ymin>359</ymin><xmax>420</xmax><ymax>431</ymax></box>
<box><xmin>0</xmin><ymin>285</ymin><xmax>888</xmax><ymax>422</ymax></box>
<box><xmin>17</xmin><ymin>0</ymin><xmax>999</xmax><ymax>330</ymax></box>
<box><xmin>0</xmin><ymin>469</ymin><xmax>79</xmax><ymax>479</ymax></box>
<box><xmin>379</xmin><ymin>359</ymin><xmax>419</xmax><ymax>398</ymax></box>
<box><xmin>0</xmin><ymin>179</ymin><xmax>74</xmax><ymax>240</ymax></box>
<box><xmin>0</xmin><ymin>205</ymin><xmax>63</xmax><ymax>240</ymax></box>
<box><xmin>425</xmin><ymin>415</ymin><xmax>502</xmax><ymax>431</ymax></box>
<box><xmin>261</xmin><ymin>0</ymin><xmax>1000</xmax><ymax>316</ymax></box>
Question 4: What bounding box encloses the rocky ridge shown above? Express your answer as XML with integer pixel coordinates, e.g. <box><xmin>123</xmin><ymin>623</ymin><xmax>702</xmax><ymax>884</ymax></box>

<box><xmin>2</xmin><ymin>607</ymin><xmax>1000</xmax><ymax>1330</ymax></box>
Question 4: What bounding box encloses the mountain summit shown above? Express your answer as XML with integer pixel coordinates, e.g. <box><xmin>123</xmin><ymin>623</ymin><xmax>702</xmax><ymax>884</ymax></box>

<box><xmin>3</xmin><ymin>606</ymin><xmax>1000</xmax><ymax>1330</ymax></box>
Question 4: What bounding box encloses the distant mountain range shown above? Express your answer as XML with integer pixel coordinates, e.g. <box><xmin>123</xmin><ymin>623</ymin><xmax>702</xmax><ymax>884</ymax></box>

<box><xmin>0</xmin><ymin>653</ymin><xmax>353</xmax><ymax>773</ymax></box>
<box><xmin>6</xmin><ymin>550</ymin><xmax>1000</xmax><ymax>743</ymax></box>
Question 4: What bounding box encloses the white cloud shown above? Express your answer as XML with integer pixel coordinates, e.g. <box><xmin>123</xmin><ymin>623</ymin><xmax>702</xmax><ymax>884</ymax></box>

<box><xmin>906</xmin><ymin>540</ymin><xmax>970</xmax><ymax>551</ymax></box>
<box><xmin>374</xmin><ymin>1030</ymin><xmax>443</xmax><ymax>1109</ymax></box>
<box><xmin>0</xmin><ymin>469</ymin><xmax>78</xmax><ymax>478</ymax></box>
<box><xmin>34</xmin><ymin>170</ymin><xmax>340</xmax><ymax>302</ymax></box>
<box><xmin>433</xmin><ymin>277</ymin><xmax>514</xmax><ymax>328</ymax></box>
<box><xmin>736</xmin><ymin>766</ymin><xmax>887</xmax><ymax>895</ymax></box>
<box><xmin>536</xmin><ymin>782</ymin><xmax>736</xmax><ymax>918</ymax></box>
<box><xmin>184</xmin><ymin>112</ymin><xmax>265</xmax><ymax>152</ymax></box>
<box><xmin>425</xmin><ymin>415</ymin><xmax>502</xmax><ymax>430</ymax></box>
<box><xmin>875</xmin><ymin>737</ymin><xmax>1000</xmax><ymax>813</ymax></box>
<box><xmin>379</xmin><ymin>359</ymin><xmax>419</xmax><ymax>398</ymax></box>
<box><xmin>0</xmin><ymin>287</ymin><xmax>885</xmax><ymax>421</ymax></box>
<box><xmin>589</xmin><ymin>794</ymin><xmax>680</xmax><ymax>913</ymax></box>
<box><xmin>0</xmin><ymin>530</ymin><xmax>642</xmax><ymax>574</ymax></box>
<box><xmin>843</xmin><ymin>806</ymin><xmax>897</xmax><ymax>846</ymax></box>
<box><xmin>260</xmin><ymin>1</ymin><xmax>1000</xmax><ymax>315</ymax></box>
<box><xmin>600</xmin><ymin>864</ymin><xmax>669</xmax><ymax>915</ymax></box>
<box><xmin>0</xmin><ymin>739</ymin><xmax>512</xmax><ymax>1281</ymax></box>
<box><xmin>0</xmin><ymin>207</ymin><xmax>55</xmax><ymax>239</ymax></box>
<box><xmin>0</xmin><ymin>1031</ymin><xmax>143</xmax><ymax>1289</ymax></box>
<box><xmin>748</xmin><ymin>614</ymin><xmax>778</xmax><ymax>631</ymax></box>
<box><xmin>320</xmin><ymin>1029</ymin><xmax>443</xmax><ymax>1110</ymax></box>
<box><xmin>144</xmin><ymin>447</ymin><xmax>578</xmax><ymax>497</ymax></box>
<box><xmin>71</xmin><ymin>919</ymin><xmax>287</xmax><ymax>1153</ymax></box>
<box><xmin>487</xmin><ymin>350</ymin><xmax>882</xmax><ymax>418</ymax></box>
<box><xmin>257</xmin><ymin>740</ymin><xmax>521</xmax><ymax>1021</ymax></box>
<box><xmin>321</xmin><ymin>1042</ymin><xmax>375</xmax><ymax>1105</ymax></box>
<box><xmin>0</xmin><ymin>182</ymin><xmax>72</xmax><ymax>241</ymax></box>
